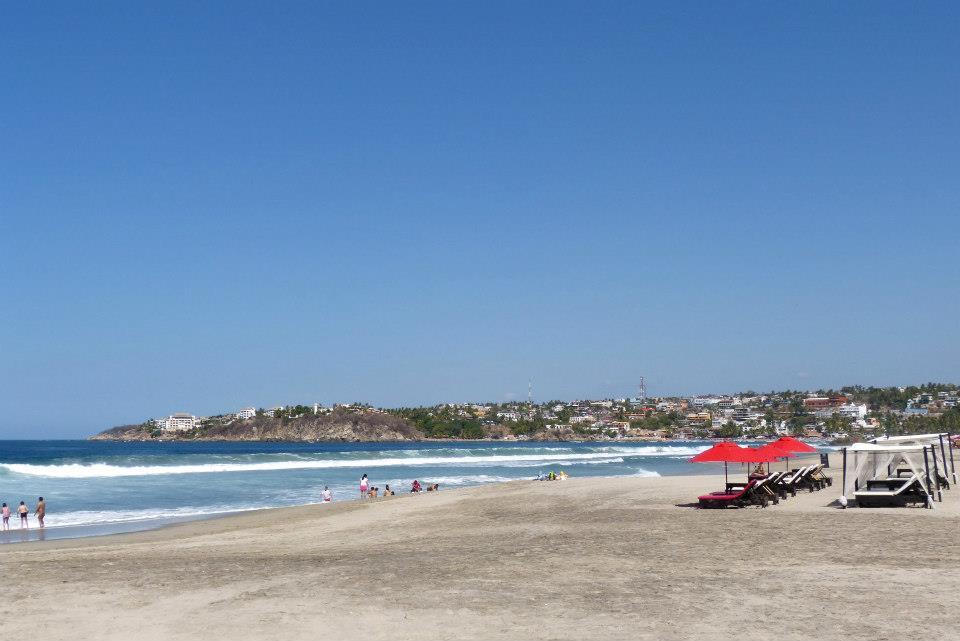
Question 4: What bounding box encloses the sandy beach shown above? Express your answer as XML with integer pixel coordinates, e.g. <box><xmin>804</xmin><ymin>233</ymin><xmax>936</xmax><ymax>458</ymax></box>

<box><xmin>2</xmin><ymin>459</ymin><xmax>959</xmax><ymax>640</ymax></box>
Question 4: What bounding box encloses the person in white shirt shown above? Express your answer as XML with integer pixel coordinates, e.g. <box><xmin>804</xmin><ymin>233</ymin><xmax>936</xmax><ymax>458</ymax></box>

<box><xmin>322</xmin><ymin>486</ymin><xmax>332</xmax><ymax>502</ymax></box>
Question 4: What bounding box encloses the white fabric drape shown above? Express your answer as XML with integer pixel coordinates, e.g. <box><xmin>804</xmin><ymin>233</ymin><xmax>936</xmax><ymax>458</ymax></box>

<box><xmin>842</xmin><ymin>444</ymin><xmax>934</xmax><ymax>508</ymax></box>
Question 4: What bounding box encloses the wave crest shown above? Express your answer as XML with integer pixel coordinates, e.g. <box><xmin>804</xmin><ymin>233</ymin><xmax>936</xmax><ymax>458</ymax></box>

<box><xmin>0</xmin><ymin>452</ymin><xmax>637</xmax><ymax>478</ymax></box>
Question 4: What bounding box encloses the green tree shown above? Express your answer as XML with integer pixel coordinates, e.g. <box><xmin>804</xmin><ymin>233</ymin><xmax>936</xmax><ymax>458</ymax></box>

<box><xmin>718</xmin><ymin>421</ymin><xmax>742</xmax><ymax>438</ymax></box>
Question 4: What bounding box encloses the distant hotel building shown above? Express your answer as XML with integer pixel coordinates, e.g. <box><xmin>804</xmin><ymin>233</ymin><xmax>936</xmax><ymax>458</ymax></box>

<box><xmin>159</xmin><ymin>413</ymin><xmax>200</xmax><ymax>431</ymax></box>
<box><xmin>236</xmin><ymin>407</ymin><xmax>257</xmax><ymax>420</ymax></box>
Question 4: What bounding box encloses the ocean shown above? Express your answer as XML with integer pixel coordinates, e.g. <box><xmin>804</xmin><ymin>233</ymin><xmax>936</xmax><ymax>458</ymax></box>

<box><xmin>0</xmin><ymin>439</ymin><xmax>789</xmax><ymax>542</ymax></box>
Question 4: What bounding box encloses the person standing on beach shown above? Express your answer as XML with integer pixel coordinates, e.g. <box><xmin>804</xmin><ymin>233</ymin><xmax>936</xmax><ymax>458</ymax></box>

<box><xmin>360</xmin><ymin>474</ymin><xmax>369</xmax><ymax>499</ymax></box>
<box><xmin>1</xmin><ymin>503</ymin><xmax>9</xmax><ymax>530</ymax></box>
<box><xmin>34</xmin><ymin>497</ymin><xmax>45</xmax><ymax>528</ymax></box>
<box><xmin>17</xmin><ymin>501</ymin><xmax>28</xmax><ymax>528</ymax></box>
<box><xmin>322</xmin><ymin>486</ymin><xmax>332</xmax><ymax>503</ymax></box>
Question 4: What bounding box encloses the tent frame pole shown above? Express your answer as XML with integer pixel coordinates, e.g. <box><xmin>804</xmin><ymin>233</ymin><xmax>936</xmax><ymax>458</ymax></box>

<box><xmin>949</xmin><ymin>434</ymin><xmax>957</xmax><ymax>483</ymax></box>
<box><xmin>947</xmin><ymin>434</ymin><xmax>957</xmax><ymax>483</ymax></box>
<box><xmin>939</xmin><ymin>434</ymin><xmax>953</xmax><ymax>486</ymax></box>
<box><xmin>923</xmin><ymin>447</ymin><xmax>933</xmax><ymax>509</ymax></box>
<box><xmin>841</xmin><ymin>447</ymin><xmax>847</xmax><ymax>498</ymax></box>
<box><xmin>931</xmin><ymin>446</ymin><xmax>942</xmax><ymax>502</ymax></box>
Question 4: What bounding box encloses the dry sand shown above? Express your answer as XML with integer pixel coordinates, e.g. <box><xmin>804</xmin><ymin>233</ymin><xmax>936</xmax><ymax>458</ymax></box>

<box><xmin>2</xmin><ymin>459</ymin><xmax>959</xmax><ymax>640</ymax></box>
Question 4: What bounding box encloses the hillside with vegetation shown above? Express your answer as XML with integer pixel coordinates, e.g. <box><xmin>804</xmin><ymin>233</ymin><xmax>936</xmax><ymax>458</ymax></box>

<box><xmin>90</xmin><ymin>383</ymin><xmax>960</xmax><ymax>443</ymax></box>
<box><xmin>91</xmin><ymin>406</ymin><xmax>423</xmax><ymax>442</ymax></box>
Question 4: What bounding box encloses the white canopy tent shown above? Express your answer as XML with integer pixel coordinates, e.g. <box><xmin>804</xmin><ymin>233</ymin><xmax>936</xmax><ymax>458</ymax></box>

<box><xmin>841</xmin><ymin>443</ymin><xmax>936</xmax><ymax>509</ymax></box>
<box><xmin>871</xmin><ymin>433</ymin><xmax>955</xmax><ymax>485</ymax></box>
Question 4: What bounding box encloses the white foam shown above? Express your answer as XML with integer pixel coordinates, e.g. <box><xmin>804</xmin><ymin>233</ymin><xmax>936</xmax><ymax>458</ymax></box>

<box><xmin>586</xmin><ymin>445</ymin><xmax>710</xmax><ymax>456</ymax></box>
<box><xmin>0</xmin><ymin>452</ymin><xmax>638</xmax><ymax>478</ymax></box>
<box><xmin>562</xmin><ymin>457</ymin><xmax>625</xmax><ymax>465</ymax></box>
<box><xmin>630</xmin><ymin>468</ymin><xmax>661</xmax><ymax>477</ymax></box>
<box><xmin>381</xmin><ymin>474</ymin><xmax>516</xmax><ymax>486</ymax></box>
<box><xmin>37</xmin><ymin>504</ymin><xmax>271</xmax><ymax>528</ymax></box>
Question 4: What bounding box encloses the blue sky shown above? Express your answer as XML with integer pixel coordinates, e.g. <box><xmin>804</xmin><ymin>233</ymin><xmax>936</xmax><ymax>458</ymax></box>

<box><xmin>2</xmin><ymin>2</ymin><xmax>958</xmax><ymax>437</ymax></box>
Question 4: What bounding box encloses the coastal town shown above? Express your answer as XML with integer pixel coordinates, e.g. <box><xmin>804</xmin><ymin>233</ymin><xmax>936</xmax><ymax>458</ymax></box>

<box><xmin>104</xmin><ymin>383</ymin><xmax>960</xmax><ymax>443</ymax></box>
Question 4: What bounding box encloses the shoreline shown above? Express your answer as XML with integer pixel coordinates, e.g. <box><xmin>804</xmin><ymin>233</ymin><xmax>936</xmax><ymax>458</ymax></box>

<box><xmin>0</xmin><ymin>449</ymin><xmax>822</xmax><ymax>544</ymax></box>
<box><xmin>4</xmin><ymin>465</ymin><xmax>959</xmax><ymax>640</ymax></box>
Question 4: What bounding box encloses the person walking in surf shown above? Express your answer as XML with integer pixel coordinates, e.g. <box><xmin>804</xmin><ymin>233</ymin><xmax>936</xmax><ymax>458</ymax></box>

<box><xmin>360</xmin><ymin>474</ymin><xmax>369</xmax><ymax>499</ymax></box>
<box><xmin>34</xmin><ymin>497</ymin><xmax>45</xmax><ymax>528</ymax></box>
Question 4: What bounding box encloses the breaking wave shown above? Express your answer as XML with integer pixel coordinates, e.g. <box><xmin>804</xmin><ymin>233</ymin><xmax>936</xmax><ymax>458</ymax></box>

<box><xmin>1</xmin><ymin>452</ymin><xmax>641</xmax><ymax>478</ymax></box>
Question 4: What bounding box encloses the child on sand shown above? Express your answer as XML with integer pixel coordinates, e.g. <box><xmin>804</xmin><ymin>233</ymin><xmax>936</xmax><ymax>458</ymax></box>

<box><xmin>1</xmin><ymin>503</ymin><xmax>9</xmax><ymax>530</ymax></box>
<box><xmin>18</xmin><ymin>501</ymin><xmax>28</xmax><ymax>528</ymax></box>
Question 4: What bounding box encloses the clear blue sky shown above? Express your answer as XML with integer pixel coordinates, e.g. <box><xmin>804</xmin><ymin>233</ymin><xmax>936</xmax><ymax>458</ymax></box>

<box><xmin>2</xmin><ymin>2</ymin><xmax>958</xmax><ymax>437</ymax></box>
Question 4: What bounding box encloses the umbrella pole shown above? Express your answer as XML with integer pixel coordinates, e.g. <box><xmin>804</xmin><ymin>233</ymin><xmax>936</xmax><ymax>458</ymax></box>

<box><xmin>725</xmin><ymin>461</ymin><xmax>728</xmax><ymax>488</ymax></box>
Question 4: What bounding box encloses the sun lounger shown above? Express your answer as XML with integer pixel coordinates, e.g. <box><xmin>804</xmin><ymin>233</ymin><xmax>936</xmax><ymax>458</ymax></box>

<box><xmin>790</xmin><ymin>466</ymin><xmax>823</xmax><ymax>492</ymax></box>
<box><xmin>765</xmin><ymin>471</ymin><xmax>794</xmax><ymax>499</ymax></box>
<box><xmin>698</xmin><ymin>480</ymin><xmax>768</xmax><ymax>508</ymax></box>
<box><xmin>808</xmin><ymin>464</ymin><xmax>832</xmax><ymax>488</ymax></box>
<box><xmin>854</xmin><ymin>475</ymin><xmax>926</xmax><ymax>507</ymax></box>
<box><xmin>779</xmin><ymin>466</ymin><xmax>809</xmax><ymax>495</ymax></box>
<box><xmin>804</xmin><ymin>464</ymin><xmax>829</xmax><ymax>490</ymax></box>
<box><xmin>767</xmin><ymin>470</ymin><xmax>796</xmax><ymax>498</ymax></box>
<box><xmin>725</xmin><ymin>477</ymin><xmax>780</xmax><ymax>505</ymax></box>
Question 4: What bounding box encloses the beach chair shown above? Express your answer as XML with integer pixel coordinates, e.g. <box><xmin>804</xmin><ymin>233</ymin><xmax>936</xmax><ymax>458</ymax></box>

<box><xmin>809</xmin><ymin>464</ymin><xmax>833</xmax><ymax>488</ymax></box>
<box><xmin>720</xmin><ymin>477</ymin><xmax>779</xmax><ymax>506</ymax></box>
<box><xmin>792</xmin><ymin>466</ymin><xmax>822</xmax><ymax>492</ymax></box>
<box><xmin>854</xmin><ymin>475</ymin><xmax>926</xmax><ymax>508</ymax></box>
<box><xmin>801</xmin><ymin>464</ymin><xmax>827</xmax><ymax>491</ymax></box>
<box><xmin>778</xmin><ymin>466</ymin><xmax>808</xmax><ymax>496</ymax></box>
<box><xmin>754</xmin><ymin>477</ymin><xmax>780</xmax><ymax>505</ymax></box>
<box><xmin>764</xmin><ymin>471</ymin><xmax>791</xmax><ymax>499</ymax></box>
<box><xmin>698</xmin><ymin>480</ymin><xmax>767</xmax><ymax>509</ymax></box>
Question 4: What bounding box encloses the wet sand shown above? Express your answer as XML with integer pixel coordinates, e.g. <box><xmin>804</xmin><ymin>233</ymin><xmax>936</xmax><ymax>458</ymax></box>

<box><xmin>3</xmin><ymin>460</ymin><xmax>959</xmax><ymax>640</ymax></box>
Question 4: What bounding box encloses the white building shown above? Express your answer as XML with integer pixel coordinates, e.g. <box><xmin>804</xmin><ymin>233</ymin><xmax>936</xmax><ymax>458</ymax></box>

<box><xmin>814</xmin><ymin>403</ymin><xmax>867</xmax><ymax>420</ymax></box>
<box><xmin>161</xmin><ymin>413</ymin><xmax>200</xmax><ymax>431</ymax></box>
<box><xmin>236</xmin><ymin>407</ymin><xmax>257</xmax><ymax>420</ymax></box>
<box><xmin>837</xmin><ymin>403</ymin><xmax>868</xmax><ymax>420</ymax></box>
<box><xmin>691</xmin><ymin>397</ymin><xmax>722</xmax><ymax>408</ymax></box>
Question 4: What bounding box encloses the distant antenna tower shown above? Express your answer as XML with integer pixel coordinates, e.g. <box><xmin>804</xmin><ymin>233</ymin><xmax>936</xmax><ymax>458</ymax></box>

<box><xmin>528</xmin><ymin>379</ymin><xmax>533</xmax><ymax>405</ymax></box>
<box><xmin>638</xmin><ymin>377</ymin><xmax>647</xmax><ymax>403</ymax></box>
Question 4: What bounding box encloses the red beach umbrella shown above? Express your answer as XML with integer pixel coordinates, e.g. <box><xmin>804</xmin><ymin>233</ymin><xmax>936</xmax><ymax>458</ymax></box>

<box><xmin>690</xmin><ymin>442</ymin><xmax>768</xmax><ymax>486</ymax></box>
<box><xmin>756</xmin><ymin>442</ymin><xmax>796</xmax><ymax>472</ymax></box>
<box><xmin>771</xmin><ymin>436</ymin><xmax>817</xmax><ymax>453</ymax></box>
<box><xmin>769</xmin><ymin>437</ymin><xmax>816</xmax><ymax>469</ymax></box>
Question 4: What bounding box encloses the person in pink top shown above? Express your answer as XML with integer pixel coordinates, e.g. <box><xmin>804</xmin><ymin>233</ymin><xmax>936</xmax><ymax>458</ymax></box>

<box><xmin>359</xmin><ymin>474</ymin><xmax>369</xmax><ymax>499</ymax></box>
<box><xmin>1</xmin><ymin>503</ymin><xmax>9</xmax><ymax>531</ymax></box>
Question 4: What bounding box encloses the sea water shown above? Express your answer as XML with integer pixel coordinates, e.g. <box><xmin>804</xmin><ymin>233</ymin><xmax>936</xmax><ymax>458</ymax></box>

<box><xmin>0</xmin><ymin>439</ymin><xmax>779</xmax><ymax>542</ymax></box>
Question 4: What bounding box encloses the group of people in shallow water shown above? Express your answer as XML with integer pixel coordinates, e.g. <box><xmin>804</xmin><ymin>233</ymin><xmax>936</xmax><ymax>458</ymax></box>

<box><xmin>1</xmin><ymin>497</ymin><xmax>45</xmax><ymax>530</ymax></box>
<box><xmin>358</xmin><ymin>474</ymin><xmax>439</xmax><ymax>499</ymax></box>
<box><xmin>536</xmin><ymin>470</ymin><xmax>568</xmax><ymax>481</ymax></box>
